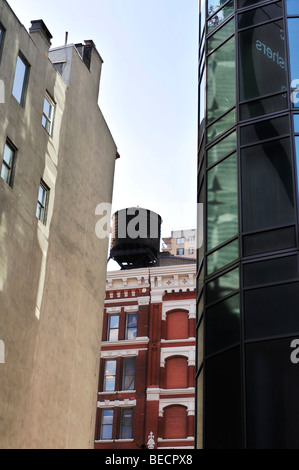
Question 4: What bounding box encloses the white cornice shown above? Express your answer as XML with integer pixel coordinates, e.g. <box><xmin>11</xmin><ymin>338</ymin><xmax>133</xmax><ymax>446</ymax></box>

<box><xmin>101</xmin><ymin>337</ymin><xmax>149</xmax><ymax>348</ymax></box>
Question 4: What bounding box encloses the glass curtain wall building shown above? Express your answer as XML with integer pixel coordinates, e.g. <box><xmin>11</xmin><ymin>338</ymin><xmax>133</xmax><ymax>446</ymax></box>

<box><xmin>197</xmin><ymin>0</ymin><xmax>299</xmax><ymax>449</ymax></box>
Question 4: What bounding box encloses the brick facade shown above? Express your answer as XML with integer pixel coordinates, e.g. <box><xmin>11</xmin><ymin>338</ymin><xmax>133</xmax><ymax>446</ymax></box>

<box><xmin>94</xmin><ymin>264</ymin><xmax>196</xmax><ymax>450</ymax></box>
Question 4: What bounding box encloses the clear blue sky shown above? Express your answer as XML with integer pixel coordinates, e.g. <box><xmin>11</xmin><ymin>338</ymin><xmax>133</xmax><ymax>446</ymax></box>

<box><xmin>8</xmin><ymin>0</ymin><xmax>199</xmax><ymax>238</ymax></box>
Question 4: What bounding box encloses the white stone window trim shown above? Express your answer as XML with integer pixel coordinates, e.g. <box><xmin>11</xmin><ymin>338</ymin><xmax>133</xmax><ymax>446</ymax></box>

<box><xmin>158</xmin><ymin>397</ymin><xmax>195</xmax><ymax>417</ymax></box>
<box><xmin>162</xmin><ymin>299</ymin><xmax>196</xmax><ymax>321</ymax></box>
<box><xmin>160</xmin><ymin>346</ymin><xmax>195</xmax><ymax>367</ymax></box>
<box><xmin>100</xmin><ymin>348</ymin><xmax>147</xmax><ymax>359</ymax></box>
<box><xmin>97</xmin><ymin>399</ymin><xmax>136</xmax><ymax>408</ymax></box>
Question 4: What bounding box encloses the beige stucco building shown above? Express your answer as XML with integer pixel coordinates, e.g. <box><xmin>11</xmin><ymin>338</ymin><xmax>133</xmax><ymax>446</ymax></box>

<box><xmin>162</xmin><ymin>229</ymin><xmax>197</xmax><ymax>259</ymax></box>
<box><xmin>0</xmin><ymin>0</ymin><xmax>118</xmax><ymax>448</ymax></box>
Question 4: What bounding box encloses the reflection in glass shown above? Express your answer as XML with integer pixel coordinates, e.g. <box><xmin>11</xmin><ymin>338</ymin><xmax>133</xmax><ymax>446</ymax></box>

<box><xmin>207</xmin><ymin>130</ymin><xmax>236</xmax><ymax>166</ymax></box>
<box><xmin>239</xmin><ymin>21</ymin><xmax>287</xmax><ymax>102</ymax></box>
<box><xmin>126</xmin><ymin>313</ymin><xmax>137</xmax><ymax>340</ymax></box>
<box><xmin>101</xmin><ymin>409</ymin><xmax>114</xmax><ymax>440</ymax></box>
<box><xmin>108</xmin><ymin>314</ymin><xmax>119</xmax><ymax>341</ymax></box>
<box><xmin>199</xmin><ymin>68</ymin><xmax>206</xmax><ymax>138</ymax></box>
<box><xmin>208</xmin><ymin>0</ymin><xmax>232</xmax><ymax>17</ymax></box>
<box><xmin>238</xmin><ymin>1</ymin><xmax>282</xmax><ymax>29</ymax></box>
<box><xmin>207</xmin><ymin>238</ymin><xmax>239</xmax><ymax>275</ymax></box>
<box><xmin>240</xmin><ymin>115</ymin><xmax>289</xmax><ymax>146</ymax></box>
<box><xmin>123</xmin><ymin>358</ymin><xmax>135</xmax><ymax>390</ymax></box>
<box><xmin>208</xmin><ymin>36</ymin><xmax>235</xmax><ymax>124</ymax></box>
<box><xmin>241</xmin><ymin>138</ymin><xmax>295</xmax><ymax>232</ymax></box>
<box><xmin>207</xmin><ymin>267</ymin><xmax>239</xmax><ymax>304</ymax></box>
<box><xmin>207</xmin><ymin>107</ymin><xmax>236</xmax><ymax>142</ymax></box>
<box><xmin>12</xmin><ymin>55</ymin><xmax>28</xmax><ymax>105</ymax></box>
<box><xmin>208</xmin><ymin>17</ymin><xmax>234</xmax><ymax>53</ymax></box>
<box><xmin>200</xmin><ymin>0</ymin><xmax>206</xmax><ymax>39</ymax></box>
<box><xmin>104</xmin><ymin>360</ymin><xmax>116</xmax><ymax>391</ymax></box>
<box><xmin>288</xmin><ymin>18</ymin><xmax>299</xmax><ymax>109</ymax></box>
<box><xmin>208</xmin><ymin>0</ymin><xmax>234</xmax><ymax>34</ymax></box>
<box><xmin>240</xmin><ymin>92</ymin><xmax>288</xmax><ymax>120</ymax></box>
<box><xmin>206</xmin><ymin>294</ymin><xmax>240</xmax><ymax>355</ymax></box>
<box><xmin>120</xmin><ymin>409</ymin><xmax>133</xmax><ymax>439</ymax></box>
<box><xmin>207</xmin><ymin>153</ymin><xmax>238</xmax><ymax>251</ymax></box>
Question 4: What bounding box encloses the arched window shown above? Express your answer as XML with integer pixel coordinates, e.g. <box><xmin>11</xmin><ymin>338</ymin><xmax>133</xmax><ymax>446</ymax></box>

<box><xmin>166</xmin><ymin>310</ymin><xmax>189</xmax><ymax>340</ymax></box>
<box><xmin>164</xmin><ymin>405</ymin><xmax>188</xmax><ymax>439</ymax></box>
<box><xmin>165</xmin><ymin>356</ymin><xmax>188</xmax><ymax>389</ymax></box>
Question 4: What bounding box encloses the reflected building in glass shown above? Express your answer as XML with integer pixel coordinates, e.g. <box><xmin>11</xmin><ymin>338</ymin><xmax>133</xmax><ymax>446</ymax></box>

<box><xmin>197</xmin><ymin>0</ymin><xmax>299</xmax><ymax>449</ymax></box>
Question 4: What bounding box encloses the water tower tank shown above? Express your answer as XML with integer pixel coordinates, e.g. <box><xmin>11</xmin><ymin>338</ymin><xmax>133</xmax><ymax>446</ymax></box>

<box><xmin>109</xmin><ymin>207</ymin><xmax>162</xmax><ymax>269</ymax></box>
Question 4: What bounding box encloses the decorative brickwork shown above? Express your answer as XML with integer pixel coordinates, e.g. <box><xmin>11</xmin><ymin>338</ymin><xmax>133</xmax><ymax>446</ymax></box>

<box><xmin>94</xmin><ymin>264</ymin><xmax>196</xmax><ymax>450</ymax></box>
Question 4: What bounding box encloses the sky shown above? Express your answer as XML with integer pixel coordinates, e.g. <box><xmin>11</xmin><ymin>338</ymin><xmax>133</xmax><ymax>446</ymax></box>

<box><xmin>8</xmin><ymin>0</ymin><xmax>199</xmax><ymax>245</ymax></box>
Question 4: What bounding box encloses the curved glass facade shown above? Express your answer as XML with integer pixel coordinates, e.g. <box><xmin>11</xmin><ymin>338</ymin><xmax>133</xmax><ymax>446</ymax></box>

<box><xmin>196</xmin><ymin>0</ymin><xmax>299</xmax><ymax>449</ymax></box>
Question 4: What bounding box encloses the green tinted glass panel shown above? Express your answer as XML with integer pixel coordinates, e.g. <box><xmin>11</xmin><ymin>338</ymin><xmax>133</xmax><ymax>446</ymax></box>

<box><xmin>207</xmin><ymin>267</ymin><xmax>239</xmax><ymax>304</ymax></box>
<box><xmin>208</xmin><ymin>0</ymin><xmax>234</xmax><ymax>34</ymax></box>
<box><xmin>207</xmin><ymin>152</ymin><xmax>238</xmax><ymax>251</ymax></box>
<box><xmin>207</xmin><ymin>108</ymin><xmax>236</xmax><ymax>142</ymax></box>
<box><xmin>239</xmin><ymin>21</ymin><xmax>287</xmax><ymax>102</ymax></box>
<box><xmin>208</xmin><ymin>18</ymin><xmax>234</xmax><ymax>53</ymax></box>
<box><xmin>207</xmin><ymin>36</ymin><xmax>235</xmax><ymax>124</ymax></box>
<box><xmin>207</xmin><ymin>130</ymin><xmax>236</xmax><ymax>166</ymax></box>
<box><xmin>207</xmin><ymin>238</ymin><xmax>239</xmax><ymax>275</ymax></box>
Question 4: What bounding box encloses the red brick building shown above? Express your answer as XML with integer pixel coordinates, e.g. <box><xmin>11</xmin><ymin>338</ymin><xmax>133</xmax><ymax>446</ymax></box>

<box><xmin>94</xmin><ymin>262</ymin><xmax>196</xmax><ymax>450</ymax></box>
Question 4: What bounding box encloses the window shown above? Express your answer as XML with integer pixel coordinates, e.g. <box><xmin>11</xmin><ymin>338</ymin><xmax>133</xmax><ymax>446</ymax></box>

<box><xmin>103</xmin><ymin>360</ymin><xmax>116</xmax><ymax>391</ymax></box>
<box><xmin>176</xmin><ymin>248</ymin><xmax>184</xmax><ymax>255</ymax></box>
<box><xmin>188</xmin><ymin>236</ymin><xmax>195</xmax><ymax>243</ymax></box>
<box><xmin>207</xmin><ymin>35</ymin><xmax>235</xmax><ymax>124</ymax></box>
<box><xmin>36</xmin><ymin>180</ymin><xmax>49</xmax><ymax>225</ymax></box>
<box><xmin>125</xmin><ymin>313</ymin><xmax>137</xmax><ymax>340</ymax></box>
<box><xmin>100</xmin><ymin>409</ymin><xmax>114</xmax><ymax>440</ymax></box>
<box><xmin>122</xmin><ymin>358</ymin><xmax>135</xmax><ymax>390</ymax></box>
<box><xmin>238</xmin><ymin>21</ymin><xmax>287</xmax><ymax>103</ymax></box>
<box><xmin>107</xmin><ymin>314</ymin><xmax>119</xmax><ymax>341</ymax></box>
<box><xmin>176</xmin><ymin>237</ymin><xmax>184</xmax><ymax>244</ymax></box>
<box><xmin>0</xmin><ymin>23</ymin><xmax>6</xmax><ymax>62</ymax></box>
<box><xmin>53</xmin><ymin>61</ymin><xmax>66</xmax><ymax>75</ymax></box>
<box><xmin>1</xmin><ymin>140</ymin><xmax>16</xmax><ymax>187</ymax></box>
<box><xmin>120</xmin><ymin>408</ymin><xmax>133</xmax><ymax>439</ymax></box>
<box><xmin>241</xmin><ymin>138</ymin><xmax>294</xmax><ymax>233</ymax></box>
<box><xmin>188</xmin><ymin>248</ymin><xmax>194</xmax><ymax>255</ymax></box>
<box><xmin>42</xmin><ymin>93</ymin><xmax>55</xmax><ymax>134</ymax></box>
<box><xmin>12</xmin><ymin>53</ymin><xmax>30</xmax><ymax>106</ymax></box>
<box><xmin>207</xmin><ymin>152</ymin><xmax>238</xmax><ymax>251</ymax></box>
